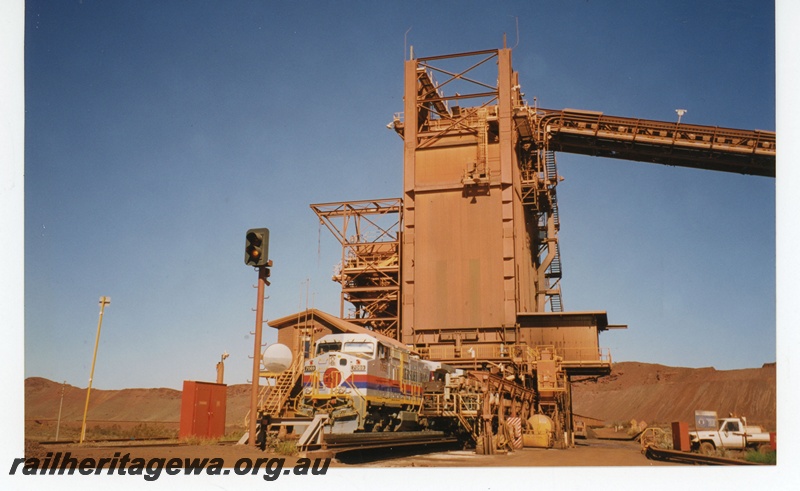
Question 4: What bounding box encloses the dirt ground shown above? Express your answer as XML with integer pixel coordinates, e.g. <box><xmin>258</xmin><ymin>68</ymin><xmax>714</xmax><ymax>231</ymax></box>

<box><xmin>24</xmin><ymin>437</ymin><xmax>673</xmax><ymax>468</ymax></box>
<box><xmin>352</xmin><ymin>439</ymin><xmax>675</xmax><ymax>467</ymax></box>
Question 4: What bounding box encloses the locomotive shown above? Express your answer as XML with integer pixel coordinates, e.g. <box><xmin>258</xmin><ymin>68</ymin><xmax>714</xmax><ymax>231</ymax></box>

<box><xmin>295</xmin><ymin>332</ymin><xmax>452</xmax><ymax>433</ymax></box>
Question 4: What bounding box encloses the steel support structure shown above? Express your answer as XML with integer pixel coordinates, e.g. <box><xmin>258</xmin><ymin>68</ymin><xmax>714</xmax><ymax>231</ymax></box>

<box><xmin>311</xmin><ymin>199</ymin><xmax>403</xmax><ymax>340</ymax></box>
<box><xmin>394</xmin><ymin>48</ymin><xmax>583</xmax><ymax>451</ymax></box>
<box><xmin>395</xmin><ymin>49</ymin><xmax>567</xmax><ymax>334</ymax></box>
<box><xmin>313</xmin><ymin>44</ymin><xmax>775</xmax><ymax>453</ymax></box>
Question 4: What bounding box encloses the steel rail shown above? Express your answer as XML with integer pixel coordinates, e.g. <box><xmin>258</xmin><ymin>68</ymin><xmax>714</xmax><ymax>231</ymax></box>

<box><xmin>644</xmin><ymin>446</ymin><xmax>763</xmax><ymax>465</ymax></box>
<box><xmin>38</xmin><ymin>436</ymin><xmax>176</xmax><ymax>445</ymax></box>
<box><xmin>305</xmin><ymin>431</ymin><xmax>458</xmax><ymax>457</ymax></box>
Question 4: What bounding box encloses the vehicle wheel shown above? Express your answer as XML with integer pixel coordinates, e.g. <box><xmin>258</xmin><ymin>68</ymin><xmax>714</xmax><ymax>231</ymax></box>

<box><xmin>698</xmin><ymin>442</ymin><xmax>715</xmax><ymax>455</ymax></box>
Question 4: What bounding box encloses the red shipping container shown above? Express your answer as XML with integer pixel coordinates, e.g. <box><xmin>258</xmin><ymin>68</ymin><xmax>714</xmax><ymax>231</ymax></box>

<box><xmin>179</xmin><ymin>381</ymin><xmax>227</xmax><ymax>439</ymax></box>
<box><xmin>671</xmin><ymin>421</ymin><xmax>691</xmax><ymax>452</ymax></box>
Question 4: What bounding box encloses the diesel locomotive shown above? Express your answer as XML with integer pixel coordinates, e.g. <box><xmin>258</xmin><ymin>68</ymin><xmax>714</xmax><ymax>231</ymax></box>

<box><xmin>295</xmin><ymin>332</ymin><xmax>452</xmax><ymax>433</ymax></box>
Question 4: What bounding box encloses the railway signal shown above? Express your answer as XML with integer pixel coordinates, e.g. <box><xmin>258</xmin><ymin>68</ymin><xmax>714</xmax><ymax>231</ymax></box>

<box><xmin>244</xmin><ymin>227</ymin><xmax>273</xmax><ymax>446</ymax></box>
<box><xmin>245</xmin><ymin>228</ymin><xmax>270</xmax><ymax>267</ymax></box>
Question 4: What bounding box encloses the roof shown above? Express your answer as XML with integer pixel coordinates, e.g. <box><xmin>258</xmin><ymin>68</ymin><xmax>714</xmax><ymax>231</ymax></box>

<box><xmin>268</xmin><ymin>308</ymin><xmax>412</xmax><ymax>352</ymax></box>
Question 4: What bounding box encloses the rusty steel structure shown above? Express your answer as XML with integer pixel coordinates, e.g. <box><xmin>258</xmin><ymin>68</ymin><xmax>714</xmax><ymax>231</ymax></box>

<box><xmin>276</xmin><ymin>45</ymin><xmax>775</xmax><ymax>453</ymax></box>
<box><xmin>311</xmin><ymin>199</ymin><xmax>402</xmax><ymax>339</ymax></box>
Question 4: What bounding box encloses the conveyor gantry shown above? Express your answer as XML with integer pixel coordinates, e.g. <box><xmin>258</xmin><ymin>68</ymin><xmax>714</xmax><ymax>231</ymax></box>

<box><xmin>514</xmin><ymin>108</ymin><xmax>776</xmax><ymax>177</ymax></box>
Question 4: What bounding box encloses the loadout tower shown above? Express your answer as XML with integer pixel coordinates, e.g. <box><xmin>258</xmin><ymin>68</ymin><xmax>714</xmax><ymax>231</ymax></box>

<box><xmin>302</xmin><ymin>45</ymin><xmax>775</xmax><ymax>450</ymax></box>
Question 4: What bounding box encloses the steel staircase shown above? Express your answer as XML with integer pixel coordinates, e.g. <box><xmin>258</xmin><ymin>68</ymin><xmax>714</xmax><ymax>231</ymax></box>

<box><xmin>261</xmin><ymin>354</ymin><xmax>304</xmax><ymax>417</ymax></box>
<box><xmin>547</xmin><ymin>243</ymin><xmax>562</xmax><ymax>279</ymax></box>
<box><xmin>544</xmin><ymin>150</ymin><xmax>560</xmax><ymax>228</ymax></box>
<box><xmin>549</xmin><ymin>289</ymin><xmax>563</xmax><ymax>312</ymax></box>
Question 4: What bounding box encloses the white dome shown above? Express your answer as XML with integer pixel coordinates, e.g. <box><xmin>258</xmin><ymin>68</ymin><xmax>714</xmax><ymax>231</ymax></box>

<box><xmin>262</xmin><ymin>343</ymin><xmax>293</xmax><ymax>373</ymax></box>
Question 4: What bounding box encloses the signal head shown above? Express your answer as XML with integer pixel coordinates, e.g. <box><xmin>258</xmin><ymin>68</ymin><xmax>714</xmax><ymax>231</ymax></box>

<box><xmin>245</xmin><ymin>228</ymin><xmax>270</xmax><ymax>267</ymax></box>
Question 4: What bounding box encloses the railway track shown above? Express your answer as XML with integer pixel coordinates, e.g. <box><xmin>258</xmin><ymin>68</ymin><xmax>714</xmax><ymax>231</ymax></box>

<box><xmin>644</xmin><ymin>446</ymin><xmax>762</xmax><ymax>465</ymax></box>
<box><xmin>306</xmin><ymin>431</ymin><xmax>460</xmax><ymax>461</ymax></box>
<box><xmin>38</xmin><ymin>437</ymin><xmax>177</xmax><ymax>446</ymax></box>
<box><xmin>38</xmin><ymin>431</ymin><xmax>459</xmax><ymax>464</ymax></box>
<box><xmin>38</xmin><ymin>437</ymin><xmax>240</xmax><ymax>449</ymax></box>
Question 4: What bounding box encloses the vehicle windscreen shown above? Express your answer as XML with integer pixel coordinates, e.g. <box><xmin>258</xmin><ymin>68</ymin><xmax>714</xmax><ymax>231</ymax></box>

<box><xmin>316</xmin><ymin>341</ymin><xmax>342</xmax><ymax>355</ymax></box>
<box><xmin>343</xmin><ymin>341</ymin><xmax>375</xmax><ymax>358</ymax></box>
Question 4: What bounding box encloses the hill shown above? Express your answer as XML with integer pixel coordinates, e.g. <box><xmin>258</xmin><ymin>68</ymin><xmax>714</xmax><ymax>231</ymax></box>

<box><xmin>24</xmin><ymin>378</ymin><xmax>253</xmax><ymax>427</ymax></box>
<box><xmin>24</xmin><ymin>361</ymin><xmax>777</xmax><ymax>438</ymax></box>
<box><xmin>571</xmin><ymin>361</ymin><xmax>776</xmax><ymax>431</ymax></box>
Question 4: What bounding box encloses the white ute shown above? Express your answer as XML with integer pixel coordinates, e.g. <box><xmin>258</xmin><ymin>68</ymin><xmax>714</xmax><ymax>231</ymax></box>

<box><xmin>689</xmin><ymin>411</ymin><xmax>771</xmax><ymax>454</ymax></box>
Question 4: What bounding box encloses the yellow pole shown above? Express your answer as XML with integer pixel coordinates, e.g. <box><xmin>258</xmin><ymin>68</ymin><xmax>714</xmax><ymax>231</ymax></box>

<box><xmin>80</xmin><ymin>296</ymin><xmax>110</xmax><ymax>444</ymax></box>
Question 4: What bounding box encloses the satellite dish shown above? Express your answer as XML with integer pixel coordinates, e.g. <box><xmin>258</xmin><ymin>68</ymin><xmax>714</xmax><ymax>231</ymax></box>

<box><xmin>262</xmin><ymin>344</ymin><xmax>293</xmax><ymax>373</ymax></box>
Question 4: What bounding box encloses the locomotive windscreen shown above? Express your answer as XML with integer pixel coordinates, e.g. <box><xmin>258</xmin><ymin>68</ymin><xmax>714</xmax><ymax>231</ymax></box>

<box><xmin>316</xmin><ymin>341</ymin><xmax>342</xmax><ymax>355</ymax></box>
<box><xmin>343</xmin><ymin>341</ymin><xmax>375</xmax><ymax>357</ymax></box>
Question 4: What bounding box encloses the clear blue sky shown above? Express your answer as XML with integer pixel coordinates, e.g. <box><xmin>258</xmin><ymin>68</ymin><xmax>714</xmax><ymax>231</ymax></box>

<box><xmin>19</xmin><ymin>0</ymin><xmax>778</xmax><ymax>391</ymax></box>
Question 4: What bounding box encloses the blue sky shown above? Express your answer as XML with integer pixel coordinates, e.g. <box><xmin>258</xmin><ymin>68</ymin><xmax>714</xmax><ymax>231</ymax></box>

<box><xmin>17</xmin><ymin>0</ymin><xmax>780</xmax><ymax>391</ymax></box>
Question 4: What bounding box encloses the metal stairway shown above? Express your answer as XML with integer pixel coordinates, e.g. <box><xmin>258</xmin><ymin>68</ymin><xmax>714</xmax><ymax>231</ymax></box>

<box><xmin>544</xmin><ymin>150</ymin><xmax>563</xmax><ymax>312</ymax></box>
<box><xmin>549</xmin><ymin>286</ymin><xmax>563</xmax><ymax>312</ymax></box>
<box><xmin>261</xmin><ymin>355</ymin><xmax>304</xmax><ymax>417</ymax></box>
<box><xmin>545</xmin><ymin>150</ymin><xmax>560</xmax><ymax>229</ymax></box>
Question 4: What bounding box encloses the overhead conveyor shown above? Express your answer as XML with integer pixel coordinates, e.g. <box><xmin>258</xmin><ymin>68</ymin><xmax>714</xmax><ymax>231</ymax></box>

<box><xmin>514</xmin><ymin>108</ymin><xmax>776</xmax><ymax>177</ymax></box>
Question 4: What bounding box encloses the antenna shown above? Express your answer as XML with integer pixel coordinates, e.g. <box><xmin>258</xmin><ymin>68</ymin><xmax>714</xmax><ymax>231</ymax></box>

<box><xmin>404</xmin><ymin>27</ymin><xmax>412</xmax><ymax>60</ymax></box>
<box><xmin>512</xmin><ymin>16</ymin><xmax>520</xmax><ymax>49</ymax></box>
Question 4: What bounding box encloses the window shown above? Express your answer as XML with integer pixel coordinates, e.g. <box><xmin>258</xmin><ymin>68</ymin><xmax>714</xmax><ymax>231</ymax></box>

<box><xmin>343</xmin><ymin>341</ymin><xmax>375</xmax><ymax>357</ymax></box>
<box><xmin>316</xmin><ymin>341</ymin><xmax>342</xmax><ymax>355</ymax></box>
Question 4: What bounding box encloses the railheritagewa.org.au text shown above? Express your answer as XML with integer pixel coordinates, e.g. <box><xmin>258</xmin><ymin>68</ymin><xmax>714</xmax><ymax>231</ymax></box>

<box><xmin>9</xmin><ymin>452</ymin><xmax>330</xmax><ymax>481</ymax></box>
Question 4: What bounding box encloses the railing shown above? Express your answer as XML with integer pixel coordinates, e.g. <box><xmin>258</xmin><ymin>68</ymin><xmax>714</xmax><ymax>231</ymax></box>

<box><xmin>260</xmin><ymin>354</ymin><xmax>305</xmax><ymax>417</ymax></box>
<box><xmin>243</xmin><ymin>384</ymin><xmax>270</xmax><ymax>430</ymax></box>
<box><xmin>560</xmin><ymin>347</ymin><xmax>612</xmax><ymax>365</ymax></box>
<box><xmin>540</xmin><ymin>110</ymin><xmax>775</xmax><ymax>156</ymax></box>
<box><xmin>424</xmin><ymin>343</ymin><xmax>611</xmax><ymax>363</ymax></box>
<box><xmin>422</xmin><ymin>392</ymin><xmax>481</xmax><ymax>417</ymax></box>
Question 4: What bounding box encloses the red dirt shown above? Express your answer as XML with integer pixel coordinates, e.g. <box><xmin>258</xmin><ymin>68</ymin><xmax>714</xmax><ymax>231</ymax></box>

<box><xmin>25</xmin><ymin>360</ymin><xmax>777</xmax><ymax>442</ymax></box>
<box><xmin>571</xmin><ymin>361</ymin><xmax>776</xmax><ymax>431</ymax></box>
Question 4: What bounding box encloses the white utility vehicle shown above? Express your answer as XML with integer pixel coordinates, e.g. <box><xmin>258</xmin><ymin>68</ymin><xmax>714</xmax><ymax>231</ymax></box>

<box><xmin>689</xmin><ymin>411</ymin><xmax>771</xmax><ymax>454</ymax></box>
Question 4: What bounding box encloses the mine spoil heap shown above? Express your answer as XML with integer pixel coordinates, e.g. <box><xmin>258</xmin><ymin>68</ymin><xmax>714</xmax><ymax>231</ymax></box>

<box><xmin>572</xmin><ymin>362</ymin><xmax>776</xmax><ymax>432</ymax></box>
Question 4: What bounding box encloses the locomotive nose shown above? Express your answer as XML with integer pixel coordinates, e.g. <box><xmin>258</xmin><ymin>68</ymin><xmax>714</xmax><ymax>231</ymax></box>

<box><xmin>323</xmin><ymin>367</ymin><xmax>343</xmax><ymax>388</ymax></box>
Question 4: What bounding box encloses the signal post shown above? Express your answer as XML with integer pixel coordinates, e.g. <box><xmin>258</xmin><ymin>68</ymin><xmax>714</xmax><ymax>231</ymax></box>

<box><xmin>245</xmin><ymin>228</ymin><xmax>271</xmax><ymax>447</ymax></box>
